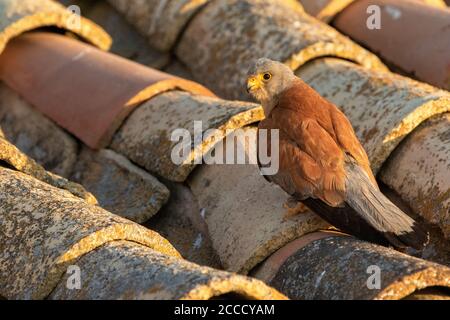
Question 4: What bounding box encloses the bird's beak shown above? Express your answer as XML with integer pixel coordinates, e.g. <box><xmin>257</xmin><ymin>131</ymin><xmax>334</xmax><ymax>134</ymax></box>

<box><xmin>246</xmin><ymin>76</ymin><xmax>260</xmax><ymax>93</ymax></box>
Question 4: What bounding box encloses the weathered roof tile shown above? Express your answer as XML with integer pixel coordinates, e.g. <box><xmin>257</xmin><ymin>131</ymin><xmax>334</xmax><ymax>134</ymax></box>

<box><xmin>259</xmin><ymin>235</ymin><xmax>450</xmax><ymax>299</ymax></box>
<box><xmin>0</xmin><ymin>134</ymin><xmax>94</xmax><ymax>203</ymax></box>
<box><xmin>111</xmin><ymin>91</ymin><xmax>263</xmax><ymax>182</ymax></box>
<box><xmin>71</xmin><ymin>148</ymin><xmax>170</xmax><ymax>224</ymax></box>
<box><xmin>0</xmin><ymin>32</ymin><xmax>213</xmax><ymax>149</ymax></box>
<box><xmin>333</xmin><ymin>0</ymin><xmax>450</xmax><ymax>90</ymax></box>
<box><xmin>0</xmin><ymin>167</ymin><xmax>179</xmax><ymax>299</ymax></box>
<box><xmin>0</xmin><ymin>83</ymin><xmax>78</xmax><ymax>177</ymax></box>
<box><xmin>297</xmin><ymin>0</ymin><xmax>447</xmax><ymax>22</ymax></box>
<box><xmin>380</xmin><ymin>113</ymin><xmax>450</xmax><ymax>240</ymax></box>
<box><xmin>50</xmin><ymin>240</ymin><xmax>286</xmax><ymax>300</ymax></box>
<box><xmin>146</xmin><ymin>182</ymin><xmax>223</xmax><ymax>269</ymax></box>
<box><xmin>0</xmin><ymin>0</ymin><xmax>448</xmax><ymax>301</ymax></box>
<box><xmin>79</xmin><ymin>0</ymin><xmax>170</xmax><ymax>69</ymax></box>
<box><xmin>0</xmin><ymin>0</ymin><xmax>111</xmax><ymax>53</ymax></box>
<box><xmin>176</xmin><ymin>0</ymin><xmax>387</xmax><ymax>100</ymax></box>
<box><xmin>107</xmin><ymin>0</ymin><xmax>209</xmax><ymax>52</ymax></box>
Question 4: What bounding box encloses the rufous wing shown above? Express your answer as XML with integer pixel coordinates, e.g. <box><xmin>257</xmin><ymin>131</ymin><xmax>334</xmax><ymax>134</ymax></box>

<box><xmin>259</xmin><ymin>108</ymin><xmax>347</xmax><ymax>207</ymax></box>
<box><xmin>329</xmin><ymin>106</ymin><xmax>377</xmax><ymax>186</ymax></box>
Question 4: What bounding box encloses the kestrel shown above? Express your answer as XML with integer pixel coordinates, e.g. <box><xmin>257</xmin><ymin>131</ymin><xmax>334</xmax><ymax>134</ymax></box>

<box><xmin>247</xmin><ymin>58</ymin><xmax>428</xmax><ymax>250</ymax></box>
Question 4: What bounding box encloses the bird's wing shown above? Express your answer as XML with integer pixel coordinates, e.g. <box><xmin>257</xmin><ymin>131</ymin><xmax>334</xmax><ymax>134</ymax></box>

<box><xmin>259</xmin><ymin>108</ymin><xmax>348</xmax><ymax>206</ymax></box>
<box><xmin>259</xmin><ymin>117</ymin><xmax>319</xmax><ymax>197</ymax></box>
<box><xmin>329</xmin><ymin>106</ymin><xmax>377</xmax><ymax>186</ymax></box>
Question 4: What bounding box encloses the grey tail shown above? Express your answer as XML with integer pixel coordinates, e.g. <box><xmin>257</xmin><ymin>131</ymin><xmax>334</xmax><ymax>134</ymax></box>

<box><xmin>344</xmin><ymin>161</ymin><xmax>429</xmax><ymax>250</ymax></box>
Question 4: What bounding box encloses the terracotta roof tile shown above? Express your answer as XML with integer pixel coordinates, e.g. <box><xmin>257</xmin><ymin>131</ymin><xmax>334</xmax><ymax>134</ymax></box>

<box><xmin>380</xmin><ymin>113</ymin><xmax>450</xmax><ymax>240</ymax></box>
<box><xmin>145</xmin><ymin>181</ymin><xmax>223</xmax><ymax>269</ymax></box>
<box><xmin>0</xmin><ymin>0</ymin><xmax>448</xmax><ymax>301</ymax></box>
<box><xmin>297</xmin><ymin>0</ymin><xmax>447</xmax><ymax>22</ymax></box>
<box><xmin>0</xmin><ymin>83</ymin><xmax>78</xmax><ymax>177</ymax></box>
<box><xmin>68</xmin><ymin>0</ymin><xmax>171</xmax><ymax>69</ymax></box>
<box><xmin>0</xmin><ymin>167</ymin><xmax>179</xmax><ymax>299</ymax></box>
<box><xmin>71</xmin><ymin>148</ymin><xmax>170</xmax><ymax>224</ymax></box>
<box><xmin>333</xmin><ymin>0</ymin><xmax>450</xmax><ymax>90</ymax></box>
<box><xmin>110</xmin><ymin>91</ymin><xmax>263</xmax><ymax>182</ymax></box>
<box><xmin>259</xmin><ymin>235</ymin><xmax>450</xmax><ymax>299</ymax></box>
<box><xmin>0</xmin><ymin>32</ymin><xmax>214</xmax><ymax>149</ymax></box>
<box><xmin>175</xmin><ymin>0</ymin><xmax>387</xmax><ymax>100</ymax></box>
<box><xmin>107</xmin><ymin>0</ymin><xmax>209</xmax><ymax>52</ymax></box>
<box><xmin>0</xmin><ymin>0</ymin><xmax>111</xmax><ymax>53</ymax></box>
<box><xmin>0</xmin><ymin>133</ymin><xmax>94</xmax><ymax>203</ymax></box>
<box><xmin>0</xmin><ymin>160</ymin><xmax>283</xmax><ymax>300</ymax></box>
<box><xmin>49</xmin><ymin>240</ymin><xmax>286</xmax><ymax>300</ymax></box>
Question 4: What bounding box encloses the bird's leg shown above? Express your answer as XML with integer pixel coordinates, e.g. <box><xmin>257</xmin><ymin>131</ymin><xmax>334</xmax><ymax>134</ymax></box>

<box><xmin>283</xmin><ymin>196</ymin><xmax>309</xmax><ymax>220</ymax></box>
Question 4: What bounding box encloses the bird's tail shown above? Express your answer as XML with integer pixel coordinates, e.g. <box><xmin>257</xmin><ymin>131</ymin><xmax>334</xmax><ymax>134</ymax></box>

<box><xmin>345</xmin><ymin>161</ymin><xmax>429</xmax><ymax>250</ymax></box>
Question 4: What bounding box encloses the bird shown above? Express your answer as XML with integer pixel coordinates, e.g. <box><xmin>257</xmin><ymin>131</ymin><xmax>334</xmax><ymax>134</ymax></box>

<box><xmin>246</xmin><ymin>58</ymin><xmax>429</xmax><ymax>250</ymax></box>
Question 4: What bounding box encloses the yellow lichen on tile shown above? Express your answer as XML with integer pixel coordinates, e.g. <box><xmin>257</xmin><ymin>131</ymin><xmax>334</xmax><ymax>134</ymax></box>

<box><xmin>0</xmin><ymin>0</ymin><xmax>111</xmax><ymax>56</ymax></box>
<box><xmin>49</xmin><ymin>241</ymin><xmax>287</xmax><ymax>300</ymax></box>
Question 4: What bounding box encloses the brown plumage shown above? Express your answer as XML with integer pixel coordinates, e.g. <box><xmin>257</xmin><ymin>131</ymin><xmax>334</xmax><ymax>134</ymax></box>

<box><xmin>260</xmin><ymin>81</ymin><xmax>377</xmax><ymax>207</ymax></box>
<box><xmin>247</xmin><ymin>58</ymin><xmax>428</xmax><ymax>249</ymax></box>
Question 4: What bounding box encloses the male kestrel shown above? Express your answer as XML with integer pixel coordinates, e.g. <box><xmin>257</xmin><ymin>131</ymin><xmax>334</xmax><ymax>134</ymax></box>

<box><xmin>247</xmin><ymin>58</ymin><xmax>428</xmax><ymax>249</ymax></box>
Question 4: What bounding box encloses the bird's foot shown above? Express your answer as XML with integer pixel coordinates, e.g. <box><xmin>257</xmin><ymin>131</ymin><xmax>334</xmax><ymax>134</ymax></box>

<box><xmin>282</xmin><ymin>198</ymin><xmax>309</xmax><ymax>221</ymax></box>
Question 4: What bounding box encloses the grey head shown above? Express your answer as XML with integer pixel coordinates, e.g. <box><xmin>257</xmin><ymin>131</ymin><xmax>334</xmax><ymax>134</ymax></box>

<box><xmin>246</xmin><ymin>58</ymin><xmax>296</xmax><ymax>116</ymax></box>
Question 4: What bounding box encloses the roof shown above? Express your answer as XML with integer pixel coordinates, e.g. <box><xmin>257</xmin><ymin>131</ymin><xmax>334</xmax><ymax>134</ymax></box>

<box><xmin>0</xmin><ymin>0</ymin><xmax>448</xmax><ymax>300</ymax></box>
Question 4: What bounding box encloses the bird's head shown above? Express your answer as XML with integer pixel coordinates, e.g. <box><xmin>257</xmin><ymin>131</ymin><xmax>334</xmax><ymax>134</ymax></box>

<box><xmin>246</xmin><ymin>58</ymin><xmax>296</xmax><ymax>115</ymax></box>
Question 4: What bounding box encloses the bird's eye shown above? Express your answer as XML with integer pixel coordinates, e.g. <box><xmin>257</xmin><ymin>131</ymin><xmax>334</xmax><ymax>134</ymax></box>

<box><xmin>263</xmin><ymin>73</ymin><xmax>271</xmax><ymax>81</ymax></box>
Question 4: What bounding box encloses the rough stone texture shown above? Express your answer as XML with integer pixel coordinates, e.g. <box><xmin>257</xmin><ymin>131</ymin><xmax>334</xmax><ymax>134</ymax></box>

<box><xmin>404</xmin><ymin>288</ymin><xmax>450</xmax><ymax>300</ymax></box>
<box><xmin>110</xmin><ymin>91</ymin><xmax>264</xmax><ymax>182</ymax></box>
<box><xmin>0</xmin><ymin>167</ymin><xmax>179</xmax><ymax>299</ymax></box>
<box><xmin>380</xmin><ymin>184</ymin><xmax>450</xmax><ymax>267</ymax></box>
<box><xmin>297</xmin><ymin>0</ymin><xmax>447</xmax><ymax>22</ymax></box>
<box><xmin>146</xmin><ymin>181</ymin><xmax>222</xmax><ymax>269</ymax></box>
<box><xmin>297</xmin><ymin>58</ymin><xmax>450</xmax><ymax>173</ymax></box>
<box><xmin>71</xmin><ymin>148</ymin><xmax>170</xmax><ymax>224</ymax></box>
<box><xmin>0</xmin><ymin>0</ymin><xmax>111</xmax><ymax>55</ymax></box>
<box><xmin>49</xmin><ymin>241</ymin><xmax>287</xmax><ymax>300</ymax></box>
<box><xmin>188</xmin><ymin>127</ymin><xmax>329</xmax><ymax>274</ymax></box>
<box><xmin>164</xmin><ymin>59</ymin><xmax>195</xmax><ymax>81</ymax></box>
<box><xmin>81</xmin><ymin>0</ymin><xmax>170</xmax><ymax>69</ymax></box>
<box><xmin>297</xmin><ymin>0</ymin><xmax>356</xmax><ymax>22</ymax></box>
<box><xmin>269</xmin><ymin>236</ymin><xmax>450</xmax><ymax>300</ymax></box>
<box><xmin>250</xmin><ymin>231</ymin><xmax>346</xmax><ymax>283</ymax></box>
<box><xmin>107</xmin><ymin>0</ymin><xmax>209</xmax><ymax>52</ymax></box>
<box><xmin>0</xmin><ymin>83</ymin><xmax>78</xmax><ymax>177</ymax></box>
<box><xmin>0</xmin><ymin>135</ymin><xmax>94</xmax><ymax>203</ymax></box>
<box><xmin>380</xmin><ymin>113</ymin><xmax>450</xmax><ymax>241</ymax></box>
<box><xmin>176</xmin><ymin>0</ymin><xmax>387</xmax><ymax>100</ymax></box>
